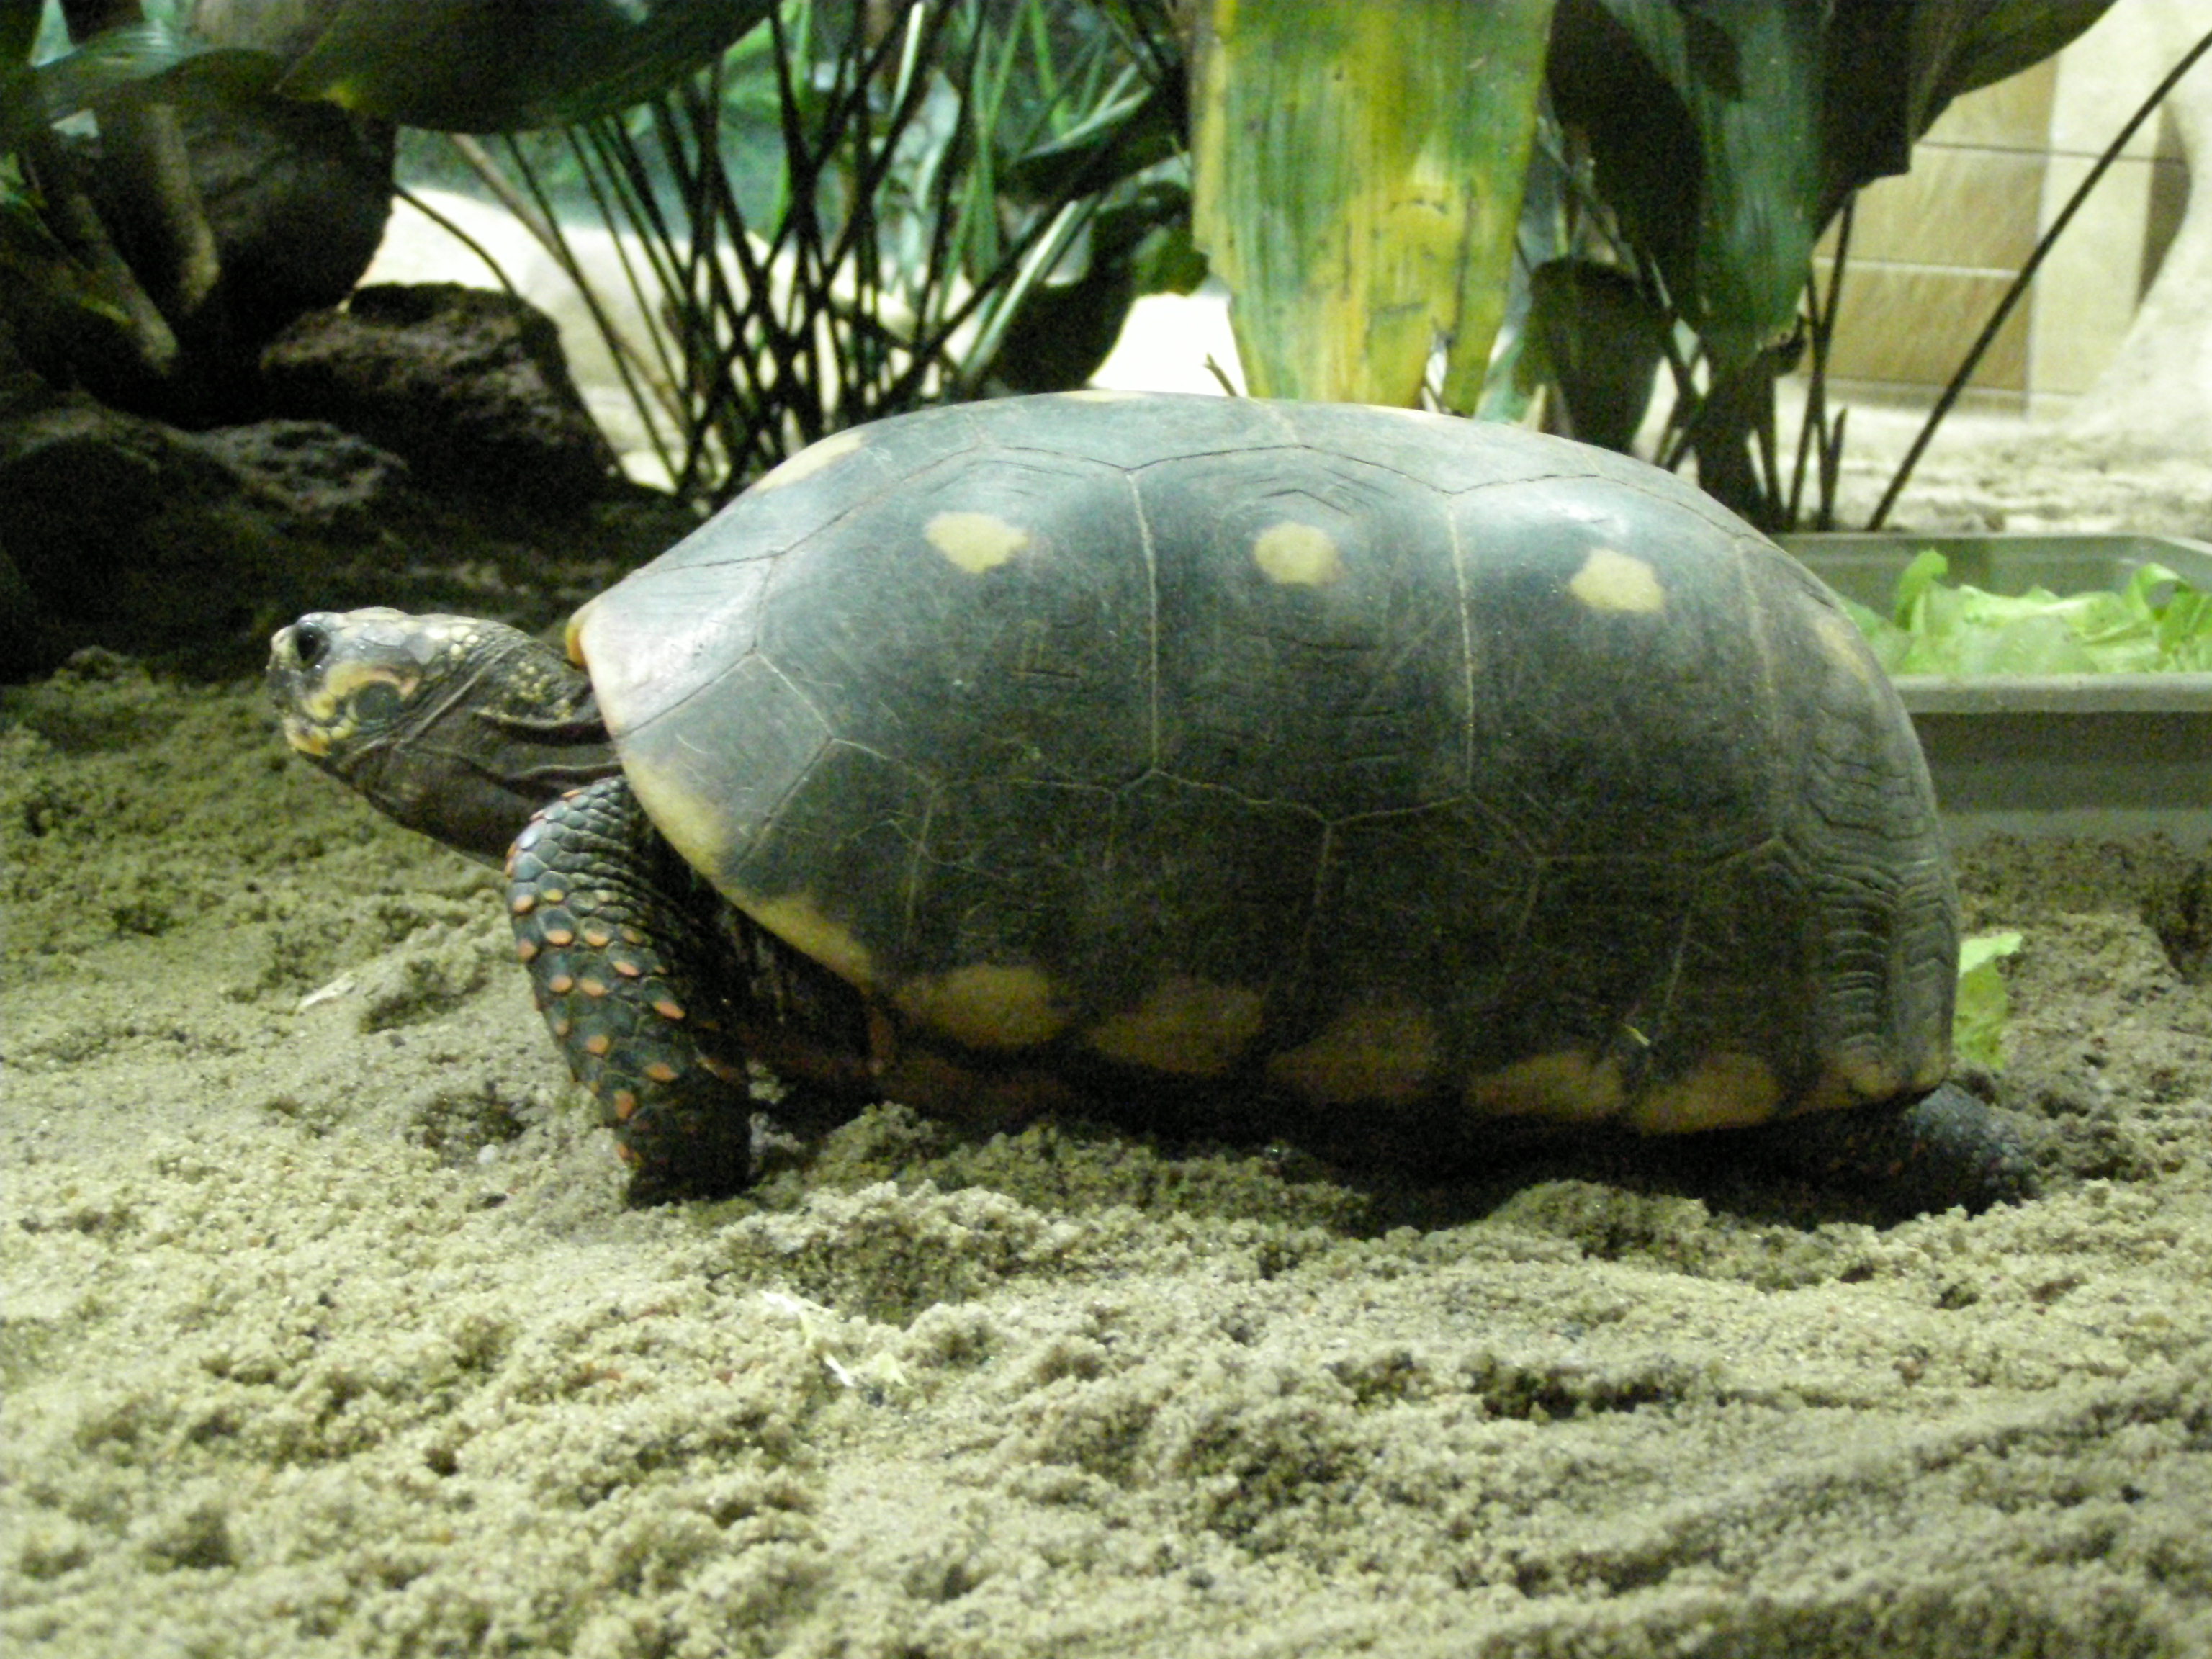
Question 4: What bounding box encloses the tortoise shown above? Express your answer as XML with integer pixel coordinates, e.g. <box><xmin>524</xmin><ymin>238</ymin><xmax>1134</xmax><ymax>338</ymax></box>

<box><xmin>267</xmin><ymin>392</ymin><xmax>2033</xmax><ymax>1210</ymax></box>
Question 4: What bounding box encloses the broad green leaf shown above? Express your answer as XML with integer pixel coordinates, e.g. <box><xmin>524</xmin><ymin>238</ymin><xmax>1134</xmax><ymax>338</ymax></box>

<box><xmin>1954</xmin><ymin>930</ymin><xmax>2023</xmax><ymax>1071</ymax></box>
<box><xmin>1926</xmin><ymin>0</ymin><xmax>2115</xmax><ymax>100</ymax></box>
<box><xmin>275</xmin><ymin>0</ymin><xmax>769</xmax><ymax>132</ymax></box>
<box><xmin>1821</xmin><ymin>1</ymin><xmax>2115</xmax><ymax>220</ymax></box>
<box><xmin>0</xmin><ymin>62</ymin><xmax>27</xmax><ymax>145</ymax></box>
<box><xmin>1191</xmin><ymin>0</ymin><xmax>1553</xmax><ymax>408</ymax></box>
<box><xmin>0</xmin><ymin>0</ymin><xmax>39</xmax><ymax>66</ymax></box>
<box><xmin>1546</xmin><ymin>0</ymin><xmax>2116</xmax><ymax>369</ymax></box>
<box><xmin>1</xmin><ymin>20</ymin><xmax>275</xmax><ymax>150</ymax></box>
<box><xmin>1549</xmin><ymin>0</ymin><xmax>1820</xmax><ymax>365</ymax></box>
<box><xmin>1517</xmin><ymin>258</ymin><xmax>1667</xmax><ymax>450</ymax></box>
<box><xmin>1001</xmin><ymin>76</ymin><xmax>1183</xmax><ymax>204</ymax></box>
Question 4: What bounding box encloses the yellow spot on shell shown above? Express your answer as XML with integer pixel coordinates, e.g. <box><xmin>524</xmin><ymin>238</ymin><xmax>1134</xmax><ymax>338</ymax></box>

<box><xmin>1814</xmin><ymin>607</ymin><xmax>1875</xmax><ymax>686</ymax></box>
<box><xmin>1909</xmin><ymin>1046</ymin><xmax>1948</xmax><ymax>1094</ymax></box>
<box><xmin>1088</xmin><ymin>978</ymin><xmax>1265</xmax><ymax>1077</ymax></box>
<box><xmin>1252</xmin><ymin>521</ymin><xmax>1345</xmax><ymax>586</ymax></box>
<box><xmin>1569</xmin><ymin>548</ymin><xmax>1665</xmax><ymax>614</ymax></box>
<box><xmin>1802</xmin><ymin>1048</ymin><xmax>1909</xmax><ymax>1117</ymax></box>
<box><xmin>1631</xmin><ymin>1052</ymin><xmax>1783</xmax><ymax>1133</ymax></box>
<box><xmin>1465</xmin><ymin>1050</ymin><xmax>1626</xmax><ymax>1123</ymax></box>
<box><xmin>624</xmin><ymin>765</ymin><xmax>733</xmax><ymax>880</ymax></box>
<box><xmin>746</xmin><ymin>891</ymin><xmax>875</xmax><ymax>991</ymax></box>
<box><xmin>895</xmin><ymin>964</ymin><xmax>1068</xmax><ymax>1050</ymax></box>
<box><xmin>926</xmin><ymin>511</ymin><xmax>1030</xmax><ymax>574</ymax></box>
<box><xmin>752</xmin><ymin>427</ymin><xmax>866</xmax><ymax>492</ymax></box>
<box><xmin>1268</xmin><ymin>1001</ymin><xmax>1439</xmax><ymax>1105</ymax></box>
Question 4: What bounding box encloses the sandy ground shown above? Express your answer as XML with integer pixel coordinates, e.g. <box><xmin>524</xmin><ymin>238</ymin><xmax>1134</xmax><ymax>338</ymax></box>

<box><xmin>9</xmin><ymin>421</ymin><xmax>2212</xmax><ymax>1658</ymax></box>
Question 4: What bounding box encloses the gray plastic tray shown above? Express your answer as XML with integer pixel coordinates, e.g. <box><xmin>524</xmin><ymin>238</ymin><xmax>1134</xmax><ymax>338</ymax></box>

<box><xmin>1778</xmin><ymin>533</ymin><xmax>2212</xmax><ymax>846</ymax></box>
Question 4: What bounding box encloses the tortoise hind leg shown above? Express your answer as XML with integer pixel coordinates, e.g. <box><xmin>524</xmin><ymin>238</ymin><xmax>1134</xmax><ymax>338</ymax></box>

<box><xmin>507</xmin><ymin>775</ymin><xmax>755</xmax><ymax>1204</ymax></box>
<box><xmin>1742</xmin><ymin>1082</ymin><xmax>2039</xmax><ymax>1217</ymax></box>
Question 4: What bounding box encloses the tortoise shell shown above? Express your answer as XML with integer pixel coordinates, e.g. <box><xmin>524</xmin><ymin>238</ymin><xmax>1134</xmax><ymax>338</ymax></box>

<box><xmin>567</xmin><ymin>392</ymin><xmax>1954</xmax><ymax>1133</ymax></box>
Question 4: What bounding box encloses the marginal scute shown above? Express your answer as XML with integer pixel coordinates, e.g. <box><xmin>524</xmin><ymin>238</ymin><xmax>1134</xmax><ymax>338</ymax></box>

<box><xmin>744</xmin><ymin>891</ymin><xmax>876</xmax><ymax>990</ymax></box>
<box><xmin>752</xmin><ymin>426</ymin><xmax>866</xmax><ymax>492</ymax></box>
<box><xmin>1629</xmin><ymin>1051</ymin><xmax>1782</xmax><ymax>1133</ymax></box>
<box><xmin>894</xmin><ymin>963</ymin><xmax>1069</xmax><ymax>1050</ymax></box>
<box><xmin>873</xmin><ymin>1046</ymin><xmax>1087</xmax><ymax>1125</ymax></box>
<box><xmin>1267</xmin><ymin>1001</ymin><xmax>1439</xmax><ymax>1105</ymax></box>
<box><xmin>1087</xmin><ymin>977</ymin><xmax>1266</xmax><ymax>1077</ymax></box>
<box><xmin>1802</xmin><ymin>1050</ymin><xmax>1908</xmax><ymax>1117</ymax></box>
<box><xmin>624</xmin><ymin>762</ymin><xmax>734</xmax><ymax>881</ymax></box>
<box><xmin>1813</xmin><ymin>607</ymin><xmax>1875</xmax><ymax>685</ymax></box>
<box><xmin>1465</xmin><ymin>1050</ymin><xmax>1626</xmax><ymax>1123</ymax></box>
<box><xmin>926</xmin><ymin>510</ymin><xmax>1031</xmax><ymax>574</ymax></box>
<box><xmin>1909</xmin><ymin>1046</ymin><xmax>1949</xmax><ymax>1093</ymax></box>
<box><xmin>1568</xmin><ymin>547</ymin><xmax>1665</xmax><ymax>615</ymax></box>
<box><xmin>1251</xmin><ymin>521</ymin><xmax>1346</xmax><ymax>586</ymax></box>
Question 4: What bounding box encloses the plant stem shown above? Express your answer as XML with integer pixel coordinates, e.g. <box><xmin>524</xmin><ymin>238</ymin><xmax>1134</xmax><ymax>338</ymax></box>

<box><xmin>1869</xmin><ymin>27</ymin><xmax>2212</xmax><ymax>531</ymax></box>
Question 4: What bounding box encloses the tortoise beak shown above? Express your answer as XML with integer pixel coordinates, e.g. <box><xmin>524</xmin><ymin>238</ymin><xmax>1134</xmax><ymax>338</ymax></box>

<box><xmin>268</xmin><ymin>613</ymin><xmax>339</xmax><ymax>757</ymax></box>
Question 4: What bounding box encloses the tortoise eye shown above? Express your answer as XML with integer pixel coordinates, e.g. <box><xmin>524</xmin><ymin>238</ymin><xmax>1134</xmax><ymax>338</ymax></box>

<box><xmin>289</xmin><ymin>620</ymin><xmax>331</xmax><ymax>671</ymax></box>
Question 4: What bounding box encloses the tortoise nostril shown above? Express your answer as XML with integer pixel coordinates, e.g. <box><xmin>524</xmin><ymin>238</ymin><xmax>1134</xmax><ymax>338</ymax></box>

<box><xmin>291</xmin><ymin>620</ymin><xmax>331</xmax><ymax>671</ymax></box>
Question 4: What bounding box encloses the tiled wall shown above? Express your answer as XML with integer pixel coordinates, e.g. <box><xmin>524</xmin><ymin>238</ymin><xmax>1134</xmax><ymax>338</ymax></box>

<box><xmin>1809</xmin><ymin>0</ymin><xmax>2192</xmax><ymax>415</ymax></box>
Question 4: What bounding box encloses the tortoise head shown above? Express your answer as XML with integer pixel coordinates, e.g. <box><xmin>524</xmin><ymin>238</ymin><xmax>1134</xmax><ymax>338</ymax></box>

<box><xmin>268</xmin><ymin>607</ymin><xmax>620</xmax><ymax>861</ymax></box>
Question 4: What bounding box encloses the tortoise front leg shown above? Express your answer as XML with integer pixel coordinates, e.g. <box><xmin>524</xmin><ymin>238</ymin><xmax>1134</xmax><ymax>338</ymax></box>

<box><xmin>506</xmin><ymin>775</ymin><xmax>755</xmax><ymax>1203</ymax></box>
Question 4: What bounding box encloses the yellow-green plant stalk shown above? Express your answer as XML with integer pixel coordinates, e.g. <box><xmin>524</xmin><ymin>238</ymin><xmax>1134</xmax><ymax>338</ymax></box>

<box><xmin>1191</xmin><ymin>0</ymin><xmax>1554</xmax><ymax>409</ymax></box>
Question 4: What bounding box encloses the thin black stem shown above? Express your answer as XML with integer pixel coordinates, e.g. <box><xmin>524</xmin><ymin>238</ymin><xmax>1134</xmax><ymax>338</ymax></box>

<box><xmin>1870</xmin><ymin>27</ymin><xmax>2212</xmax><ymax>529</ymax></box>
<box><xmin>1790</xmin><ymin>193</ymin><xmax>1852</xmax><ymax>529</ymax></box>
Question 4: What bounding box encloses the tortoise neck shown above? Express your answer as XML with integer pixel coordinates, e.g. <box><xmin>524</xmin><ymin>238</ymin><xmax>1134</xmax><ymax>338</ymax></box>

<box><xmin>359</xmin><ymin>626</ymin><xmax>624</xmax><ymax>863</ymax></box>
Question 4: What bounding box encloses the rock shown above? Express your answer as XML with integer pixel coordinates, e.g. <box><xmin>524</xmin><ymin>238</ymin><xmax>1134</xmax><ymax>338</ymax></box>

<box><xmin>260</xmin><ymin>284</ymin><xmax>621</xmax><ymax>507</ymax></box>
<box><xmin>180</xmin><ymin>93</ymin><xmax>396</xmax><ymax>346</ymax></box>
<box><xmin>0</xmin><ymin>400</ymin><xmax>341</xmax><ymax>677</ymax></box>
<box><xmin>179</xmin><ymin>0</ymin><xmax>395</xmax><ymax>346</ymax></box>
<box><xmin>196</xmin><ymin>419</ymin><xmax>412</xmax><ymax>533</ymax></box>
<box><xmin>0</xmin><ymin>376</ymin><xmax>691</xmax><ymax>681</ymax></box>
<box><xmin>2062</xmin><ymin>1</ymin><xmax>2212</xmax><ymax>457</ymax></box>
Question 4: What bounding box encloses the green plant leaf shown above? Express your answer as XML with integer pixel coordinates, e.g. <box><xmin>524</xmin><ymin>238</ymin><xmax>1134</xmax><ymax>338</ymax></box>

<box><xmin>1001</xmin><ymin>75</ymin><xmax>1183</xmax><ymax>204</ymax></box>
<box><xmin>0</xmin><ymin>0</ymin><xmax>40</xmax><ymax>67</ymax></box>
<box><xmin>1820</xmin><ymin>1</ymin><xmax>2115</xmax><ymax>222</ymax></box>
<box><xmin>1892</xmin><ymin>547</ymin><xmax>1951</xmax><ymax>628</ymax></box>
<box><xmin>1954</xmin><ymin>930</ymin><xmax>2023</xmax><ymax>1071</ymax></box>
<box><xmin>1190</xmin><ymin>0</ymin><xmax>1554</xmax><ymax>408</ymax></box>
<box><xmin>1548</xmin><ymin>0</ymin><xmax>2116</xmax><ymax>369</ymax></box>
<box><xmin>1518</xmin><ymin>257</ymin><xmax>1668</xmax><ymax>451</ymax></box>
<box><xmin>0</xmin><ymin>19</ymin><xmax>275</xmax><ymax>150</ymax></box>
<box><xmin>1550</xmin><ymin>0</ymin><xmax>1821</xmax><ymax>364</ymax></box>
<box><xmin>275</xmin><ymin>0</ymin><xmax>769</xmax><ymax>132</ymax></box>
<box><xmin>1849</xmin><ymin>552</ymin><xmax>2212</xmax><ymax>674</ymax></box>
